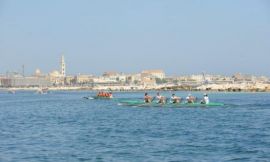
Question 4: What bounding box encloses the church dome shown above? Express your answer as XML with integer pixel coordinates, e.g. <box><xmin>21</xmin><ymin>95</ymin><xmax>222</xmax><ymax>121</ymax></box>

<box><xmin>35</xmin><ymin>69</ymin><xmax>41</xmax><ymax>76</ymax></box>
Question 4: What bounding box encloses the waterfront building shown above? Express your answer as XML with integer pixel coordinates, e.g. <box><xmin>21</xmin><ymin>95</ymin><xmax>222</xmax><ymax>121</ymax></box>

<box><xmin>0</xmin><ymin>75</ymin><xmax>4</xmax><ymax>87</ymax></box>
<box><xmin>126</xmin><ymin>73</ymin><xmax>142</xmax><ymax>85</ymax></box>
<box><xmin>232</xmin><ymin>73</ymin><xmax>255</xmax><ymax>83</ymax></box>
<box><xmin>49</xmin><ymin>70</ymin><xmax>64</xmax><ymax>85</ymax></box>
<box><xmin>141</xmin><ymin>76</ymin><xmax>156</xmax><ymax>88</ymax></box>
<box><xmin>190</xmin><ymin>74</ymin><xmax>204</xmax><ymax>82</ymax></box>
<box><xmin>163</xmin><ymin>77</ymin><xmax>178</xmax><ymax>85</ymax></box>
<box><xmin>1</xmin><ymin>76</ymin><xmax>51</xmax><ymax>87</ymax></box>
<box><xmin>102</xmin><ymin>71</ymin><xmax>127</xmax><ymax>83</ymax></box>
<box><xmin>65</xmin><ymin>76</ymin><xmax>76</xmax><ymax>85</ymax></box>
<box><xmin>75</xmin><ymin>74</ymin><xmax>94</xmax><ymax>84</ymax></box>
<box><xmin>93</xmin><ymin>76</ymin><xmax>118</xmax><ymax>84</ymax></box>
<box><xmin>47</xmin><ymin>55</ymin><xmax>67</xmax><ymax>85</ymax></box>
<box><xmin>6</xmin><ymin>72</ymin><xmax>22</xmax><ymax>78</ymax></box>
<box><xmin>102</xmin><ymin>71</ymin><xmax>119</xmax><ymax>77</ymax></box>
<box><xmin>256</xmin><ymin>76</ymin><xmax>269</xmax><ymax>83</ymax></box>
<box><xmin>141</xmin><ymin>70</ymin><xmax>165</xmax><ymax>79</ymax></box>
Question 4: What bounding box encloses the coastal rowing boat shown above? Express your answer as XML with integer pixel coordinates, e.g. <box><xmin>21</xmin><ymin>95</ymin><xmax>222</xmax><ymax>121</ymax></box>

<box><xmin>118</xmin><ymin>100</ymin><xmax>224</xmax><ymax>107</ymax></box>
<box><xmin>83</xmin><ymin>97</ymin><xmax>225</xmax><ymax>108</ymax></box>
<box><xmin>83</xmin><ymin>96</ymin><xmax>113</xmax><ymax>100</ymax></box>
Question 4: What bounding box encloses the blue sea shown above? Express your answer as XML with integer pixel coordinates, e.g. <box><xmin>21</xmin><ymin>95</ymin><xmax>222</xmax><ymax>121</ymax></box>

<box><xmin>0</xmin><ymin>91</ymin><xmax>269</xmax><ymax>162</ymax></box>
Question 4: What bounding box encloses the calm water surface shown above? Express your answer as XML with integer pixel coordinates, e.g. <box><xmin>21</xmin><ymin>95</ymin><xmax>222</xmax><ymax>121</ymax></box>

<box><xmin>0</xmin><ymin>91</ymin><xmax>270</xmax><ymax>162</ymax></box>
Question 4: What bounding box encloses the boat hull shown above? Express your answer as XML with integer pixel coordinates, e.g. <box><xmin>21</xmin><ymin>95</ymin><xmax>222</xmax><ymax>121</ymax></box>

<box><xmin>119</xmin><ymin>100</ymin><xmax>224</xmax><ymax>107</ymax></box>
<box><xmin>84</xmin><ymin>96</ymin><xmax>113</xmax><ymax>100</ymax></box>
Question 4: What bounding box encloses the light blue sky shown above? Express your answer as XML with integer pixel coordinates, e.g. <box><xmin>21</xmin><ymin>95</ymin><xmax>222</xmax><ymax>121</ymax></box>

<box><xmin>0</xmin><ymin>0</ymin><xmax>269</xmax><ymax>76</ymax></box>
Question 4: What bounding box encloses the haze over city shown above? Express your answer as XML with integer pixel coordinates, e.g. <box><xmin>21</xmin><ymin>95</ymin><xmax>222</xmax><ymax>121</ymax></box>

<box><xmin>0</xmin><ymin>0</ymin><xmax>269</xmax><ymax>76</ymax></box>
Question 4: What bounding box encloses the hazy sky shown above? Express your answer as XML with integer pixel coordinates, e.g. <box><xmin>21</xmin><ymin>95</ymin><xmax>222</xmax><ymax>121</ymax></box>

<box><xmin>0</xmin><ymin>0</ymin><xmax>269</xmax><ymax>76</ymax></box>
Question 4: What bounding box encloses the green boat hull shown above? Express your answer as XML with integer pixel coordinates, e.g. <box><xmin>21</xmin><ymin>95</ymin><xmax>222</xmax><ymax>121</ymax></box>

<box><xmin>119</xmin><ymin>100</ymin><xmax>224</xmax><ymax>107</ymax></box>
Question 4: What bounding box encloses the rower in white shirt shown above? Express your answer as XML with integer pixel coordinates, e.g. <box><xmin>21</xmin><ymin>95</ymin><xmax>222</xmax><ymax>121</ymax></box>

<box><xmin>156</xmin><ymin>92</ymin><xmax>166</xmax><ymax>104</ymax></box>
<box><xmin>201</xmin><ymin>93</ymin><xmax>209</xmax><ymax>104</ymax></box>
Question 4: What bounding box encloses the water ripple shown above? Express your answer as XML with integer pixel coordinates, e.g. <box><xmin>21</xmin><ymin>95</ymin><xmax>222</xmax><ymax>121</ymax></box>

<box><xmin>0</xmin><ymin>91</ymin><xmax>270</xmax><ymax>161</ymax></box>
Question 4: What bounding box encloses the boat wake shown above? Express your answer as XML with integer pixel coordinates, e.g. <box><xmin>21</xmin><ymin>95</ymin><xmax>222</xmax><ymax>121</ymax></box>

<box><xmin>83</xmin><ymin>96</ymin><xmax>94</xmax><ymax>100</ymax></box>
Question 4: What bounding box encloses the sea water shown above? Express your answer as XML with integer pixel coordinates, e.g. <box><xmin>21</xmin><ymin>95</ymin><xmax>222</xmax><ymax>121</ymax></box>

<box><xmin>0</xmin><ymin>91</ymin><xmax>269</xmax><ymax>162</ymax></box>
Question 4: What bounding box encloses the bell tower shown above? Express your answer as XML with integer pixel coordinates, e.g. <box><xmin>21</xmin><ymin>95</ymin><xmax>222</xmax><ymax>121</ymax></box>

<box><xmin>60</xmin><ymin>55</ymin><xmax>66</xmax><ymax>77</ymax></box>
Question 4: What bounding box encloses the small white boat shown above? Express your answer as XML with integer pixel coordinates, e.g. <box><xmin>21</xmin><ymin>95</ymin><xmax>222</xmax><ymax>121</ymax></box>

<box><xmin>8</xmin><ymin>89</ymin><xmax>16</xmax><ymax>94</ymax></box>
<box><xmin>36</xmin><ymin>88</ymin><xmax>49</xmax><ymax>94</ymax></box>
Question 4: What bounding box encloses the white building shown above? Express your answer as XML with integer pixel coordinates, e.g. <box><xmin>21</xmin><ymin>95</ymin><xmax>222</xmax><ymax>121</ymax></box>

<box><xmin>126</xmin><ymin>73</ymin><xmax>142</xmax><ymax>84</ymax></box>
<box><xmin>75</xmin><ymin>74</ymin><xmax>93</xmax><ymax>84</ymax></box>
<box><xmin>93</xmin><ymin>76</ymin><xmax>118</xmax><ymax>83</ymax></box>
<box><xmin>141</xmin><ymin>70</ymin><xmax>165</xmax><ymax>79</ymax></box>
<box><xmin>49</xmin><ymin>70</ymin><xmax>64</xmax><ymax>85</ymax></box>
<box><xmin>48</xmin><ymin>55</ymin><xmax>66</xmax><ymax>85</ymax></box>
<box><xmin>1</xmin><ymin>75</ymin><xmax>51</xmax><ymax>87</ymax></box>
<box><xmin>102</xmin><ymin>71</ymin><xmax>127</xmax><ymax>83</ymax></box>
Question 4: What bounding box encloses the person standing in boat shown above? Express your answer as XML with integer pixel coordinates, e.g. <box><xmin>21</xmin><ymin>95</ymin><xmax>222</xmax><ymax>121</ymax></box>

<box><xmin>156</xmin><ymin>92</ymin><xmax>166</xmax><ymax>104</ymax></box>
<box><xmin>144</xmin><ymin>93</ymin><xmax>152</xmax><ymax>103</ymax></box>
<box><xmin>201</xmin><ymin>93</ymin><xmax>209</xmax><ymax>104</ymax></box>
<box><xmin>170</xmin><ymin>94</ymin><xmax>181</xmax><ymax>104</ymax></box>
<box><xmin>186</xmin><ymin>94</ymin><xmax>196</xmax><ymax>103</ymax></box>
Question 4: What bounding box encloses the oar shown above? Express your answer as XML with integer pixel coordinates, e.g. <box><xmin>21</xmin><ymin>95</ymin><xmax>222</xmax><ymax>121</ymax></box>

<box><xmin>151</xmin><ymin>96</ymin><xmax>156</xmax><ymax>103</ymax></box>
<box><xmin>166</xmin><ymin>97</ymin><xmax>170</xmax><ymax>104</ymax></box>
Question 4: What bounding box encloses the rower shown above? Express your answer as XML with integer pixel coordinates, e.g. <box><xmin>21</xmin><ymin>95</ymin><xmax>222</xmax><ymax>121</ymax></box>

<box><xmin>144</xmin><ymin>93</ymin><xmax>152</xmax><ymax>103</ymax></box>
<box><xmin>100</xmin><ymin>91</ymin><xmax>104</xmax><ymax>97</ymax></box>
<box><xmin>156</xmin><ymin>92</ymin><xmax>166</xmax><ymax>104</ymax></box>
<box><xmin>108</xmin><ymin>92</ymin><xmax>113</xmax><ymax>98</ymax></box>
<box><xmin>201</xmin><ymin>93</ymin><xmax>209</xmax><ymax>104</ymax></box>
<box><xmin>186</xmin><ymin>94</ymin><xmax>196</xmax><ymax>103</ymax></box>
<box><xmin>170</xmin><ymin>94</ymin><xmax>181</xmax><ymax>104</ymax></box>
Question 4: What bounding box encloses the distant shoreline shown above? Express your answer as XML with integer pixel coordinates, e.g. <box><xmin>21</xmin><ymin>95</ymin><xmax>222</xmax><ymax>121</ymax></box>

<box><xmin>1</xmin><ymin>87</ymin><xmax>270</xmax><ymax>93</ymax></box>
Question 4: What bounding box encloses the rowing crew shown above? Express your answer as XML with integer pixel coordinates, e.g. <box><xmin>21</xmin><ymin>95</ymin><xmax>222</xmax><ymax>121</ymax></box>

<box><xmin>97</xmin><ymin>91</ymin><xmax>113</xmax><ymax>98</ymax></box>
<box><xmin>144</xmin><ymin>93</ymin><xmax>209</xmax><ymax>104</ymax></box>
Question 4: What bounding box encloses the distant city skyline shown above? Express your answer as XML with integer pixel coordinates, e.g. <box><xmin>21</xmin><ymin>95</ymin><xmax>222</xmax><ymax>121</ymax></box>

<box><xmin>0</xmin><ymin>0</ymin><xmax>270</xmax><ymax>76</ymax></box>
